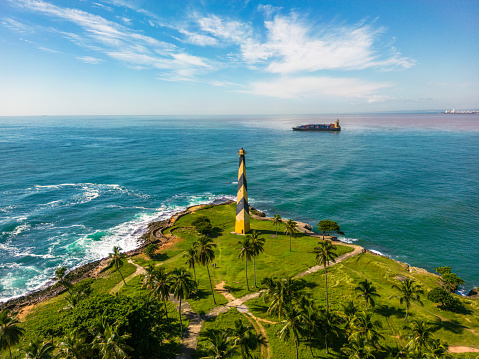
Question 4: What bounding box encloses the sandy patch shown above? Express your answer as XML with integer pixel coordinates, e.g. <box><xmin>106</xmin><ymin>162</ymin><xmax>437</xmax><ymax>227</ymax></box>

<box><xmin>449</xmin><ymin>346</ymin><xmax>479</xmax><ymax>353</ymax></box>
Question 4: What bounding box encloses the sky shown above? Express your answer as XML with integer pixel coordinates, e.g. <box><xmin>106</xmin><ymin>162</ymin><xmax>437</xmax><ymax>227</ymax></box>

<box><xmin>0</xmin><ymin>0</ymin><xmax>478</xmax><ymax>116</ymax></box>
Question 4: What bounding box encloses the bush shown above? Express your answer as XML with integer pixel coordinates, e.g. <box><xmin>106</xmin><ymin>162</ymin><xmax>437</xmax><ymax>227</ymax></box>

<box><xmin>428</xmin><ymin>286</ymin><xmax>463</xmax><ymax>311</ymax></box>
<box><xmin>144</xmin><ymin>243</ymin><xmax>159</xmax><ymax>258</ymax></box>
<box><xmin>192</xmin><ymin>216</ymin><xmax>213</xmax><ymax>235</ymax></box>
<box><xmin>435</xmin><ymin>266</ymin><xmax>464</xmax><ymax>292</ymax></box>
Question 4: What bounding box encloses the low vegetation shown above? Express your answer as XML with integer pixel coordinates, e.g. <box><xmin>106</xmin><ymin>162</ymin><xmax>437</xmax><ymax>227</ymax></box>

<box><xmin>2</xmin><ymin>203</ymin><xmax>477</xmax><ymax>359</ymax></box>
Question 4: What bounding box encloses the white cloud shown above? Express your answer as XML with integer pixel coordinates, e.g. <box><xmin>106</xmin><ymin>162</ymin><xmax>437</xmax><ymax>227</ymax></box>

<box><xmin>242</xmin><ymin>76</ymin><xmax>390</xmax><ymax>99</ymax></box>
<box><xmin>76</xmin><ymin>56</ymin><xmax>104</xmax><ymax>64</ymax></box>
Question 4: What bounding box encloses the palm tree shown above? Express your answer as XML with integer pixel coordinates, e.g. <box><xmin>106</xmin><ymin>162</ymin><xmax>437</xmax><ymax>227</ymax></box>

<box><xmin>355</xmin><ymin>279</ymin><xmax>381</xmax><ymax>310</ymax></box>
<box><xmin>298</xmin><ymin>296</ymin><xmax>321</xmax><ymax>358</ymax></box>
<box><xmin>201</xmin><ymin>329</ymin><xmax>236</xmax><ymax>359</ymax></box>
<box><xmin>237</xmin><ymin>237</ymin><xmax>254</xmax><ymax>291</ymax></box>
<box><xmin>57</xmin><ymin>329</ymin><xmax>90</xmax><ymax>359</ymax></box>
<box><xmin>342</xmin><ymin>335</ymin><xmax>376</xmax><ymax>359</ymax></box>
<box><xmin>19</xmin><ymin>338</ymin><xmax>55</xmax><ymax>359</ymax></box>
<box><xmin>262</xmin><ymin>277</ymin><xmax>303</xmax><ymax>321</ymax></box>
<box><xmin>284</xmin><ymin>219</ymin><xmax>298</xmax><ymax>252</ymax></box>
<box><xmin>427</xmin><ymin>338</ymin><xmax>449</xmax><ymax>358</ymax></box>
<box><xmin>278</xmin><ymin>305</ymin><xmax>303</xmax><ymax>359</ymax></box>
<box><xmin>390</xmin><ymin>278</ymin><xmax>424</xmax><ymax>321</ymax></box>
<box><xmin>0</xmin><ymin>310</ymin><xmax>25</xmax><ymax>359</ymax></box>
<box><xmin>144</xmin><ymin>266</ymin><xmax>171</xmax><ymax>330</ymax></box>
<box><xmin>318</xmin><ymin>307</ymin><xmax>341</xmax><ymax>355</ymax></box>
<box><xmin>246</xmin><ymin>230</ymin><xmax>265</xmax><ymax>288</ymax></box>
<box><xmin>184</xmin><ymin>246</ymin><xmax>198</xmax><ymax>282</ymax></box>
<box><xmin>404</xmin><ymin>319</ymin><xmax>433</xmax><ymax>355</ymax></box>
<box><xmin>272</xmin><ymin>214</ymin><xmax>282</xmax><ymax>236</ymax></box>
<box><xmin>108</xmin><ymin>246</ymin><xmax>127</xmax><ymax>286</ymax></box>
<box><xmin>341</xmin><ymin>300</ymin><xmax>359</xmax><ymax>335</ymax></box>
<box><xmin>313</xmin><ymin>240</ymin><xmax>338</xmax><ymax>310</ymax></box>
<box><xmin>55</xmin><ymin>266</ymin><xmax>72</xmax><ymax>295</ymax></box>
<box><xmin>194</xmin><ymin>236</ymin><xmax>217</xmax><ymax>304</ymax></box>
<box><xmin>93</xmin><ymin>323</ymin><xmax>132</xmax><ymax>359</ymax></box>
<box><xmin>229</xmin><ymin>319</ymin><xmax>262</xmax><ymax>359</ymax></box>
<box><xmin>169</xmin><ymin>268</ymin><xmax>196</xmax><ymax>339</ymax></box>
<box><xmin>350</xmin><ymin>311</ymin><xmax>384</xmax><ymax>349</ymax></box>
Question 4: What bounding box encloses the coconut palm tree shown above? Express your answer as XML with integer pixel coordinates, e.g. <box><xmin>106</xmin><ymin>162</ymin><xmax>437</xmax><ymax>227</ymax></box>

<box><xmin>144</xmin><ymin>266</ymin><xmax>171</xmax><ymax>330</ymax></box>
<box><xmin>350</xmin><ymin>311</ymin><xmax>384</xmax><ymax>350</ymax></box>
<box><xmin>318</xmin><ymin>307</ymin><xmax>341</xmax><ymax>355</ymax></box>
<box><xmin>404</xmin><ymin>319</ymin><xmax>433</xmax><ymax>355</ymax></box>
<box><xmin>0</xmin><ymin>310</ymin><xmax>25</xmax><ymax>359</ymax></box>
<box><xmin>427</xmin><ymin>338</ymin><xmax>449</xmax><ymax>358</ymax></box>
<box><xmin>278</xmin><ymin>305</ymin><xmax>303</xmax><ymax>359</ymax></box>
<box><xmin>55</xmin><ymin>266</ymin><xmax>72</xmax><ymax>295</ymax></box>
<box><xmin>284</xmin><ymin>219</ymin><xmax>298</xmax><ymax>252</ymax></box>
<box><xmin>341</xmin><ymin>300</ymin><xmax>359</xmax><ymax>335</ymax></box>
<box><xmin>342</xmin><ymin>335</ymin><xmax>376</xmax><ymax>359</ymax></box>
<box><xmin>246</xmin><ymin>230</ymin><xmax>265</xmax><ymax>288</ymax></box>
<box><xmin>313</xmin><ymin>239</ymin><xmax>338</xmax><ymax>310</ymax></box>
<box><xmin>237</xmin><ymin>237</ymin><xmax>254</xmax><ymax>291</ymax></box>
<box><xmin>355</xmin><ymin>279</ymin><xmax>381</xmax><ymax>310</ymax></box>
<box><xmin>390</xmin><ymin>278</ymin><xmax>424</xmax><ymax>321</ymax></box>
<box><xmin>272</xmin><ymin>214</ymin><xmax>282</xmax><ymax>236</ymax></box>
<box><xmin>229</xmin><ymin>319</ymin><xmax>262</xmax><ymax>359</ymax></box>
<box><xmin>262</xmin><ymin>277</ymin><xmax>303</xmax><ymax>321</ymax></box>
<box><xmin>19</xmin><ymin>338</ymin><xmax>55</xmax><ymax>359</ymax></box>
<box><xmin>194</xmin><ymin>236</ymin><xmax>217</xmax><ymax>304</ymax></box>
<box><xmin>57</xmin><ymin>329</ymin><xmax>90</xmax><ymax>359</ymax></box>
<box><xmin>93</xmin><ymin>323</ymin><xmax>132</xmax><ymax>359</ymax></box>
<box><xmin>108</xmin><ymin>246</ymin><xmax>127</xmax><ymax>286</ymax></box>
<box><xmin>183</xmin><ymin>246</ymin><xmax>198</xmax><ymax>282</ymax></box>
<box><xmin>169</xmin><ymin>268</ymin><xmax>196</xmax><ymax>339</ymax></box>
<box><xmin>298</xmin><ymin>296</ymin><xmax>321</xmax><ymax>358</ymax></box>
<box><xmin>201</xmin><ymin>329</ymin><xmax>235</xmax><ymax>359</ymax></box>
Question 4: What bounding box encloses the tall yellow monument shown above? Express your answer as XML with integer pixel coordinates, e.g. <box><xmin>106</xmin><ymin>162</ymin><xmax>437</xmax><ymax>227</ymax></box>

<box><xmin>235</xmin><ymin>147</ymin><xmax>250</xmax><ymax>234</ymax></box>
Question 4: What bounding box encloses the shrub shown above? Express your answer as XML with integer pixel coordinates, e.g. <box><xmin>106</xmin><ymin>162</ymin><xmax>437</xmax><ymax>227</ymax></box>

<box><xmin>435</xmin><ymin>266</ymin><xmax>464</xmax><ymax>292</ymax></box>
<box><xmin>192</xmin><ymin>216</ymin><xmax>213</xmax><ymax>235</ymax></box>
<box><xmin>428</xmin><ymin>286</ymin><xmax>463</xmax><ymax>311</ymax></box>
<box><xmin>144</xmin><ymin>243</ymin><xmax>159</xmax><ymax>258</ymax></box>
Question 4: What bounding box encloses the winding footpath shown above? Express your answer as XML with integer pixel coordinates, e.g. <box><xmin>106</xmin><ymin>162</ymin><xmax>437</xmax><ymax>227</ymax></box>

<box><xmin>174</xmin><ymin>240</ymin><xmax>364</xmax><ymax>359</ymax></box>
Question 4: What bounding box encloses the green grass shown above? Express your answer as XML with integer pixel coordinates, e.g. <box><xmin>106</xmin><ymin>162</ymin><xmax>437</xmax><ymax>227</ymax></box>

<box><xmin>194</xmin><ymin>309</ymin><xmax>261</xmax><ymax>359</ymax></box>
<box><xmin>14</xmin><ymin>203</ymin><xmax>479</xmax><ymax>358</ymax></box>
<box><xmin>158</xmin><ymin>203</ymin><xmax>352</xmax><ymax>313</ymax></box>
<box><xmin>246</xmin><ymin>252</ymin><xmax>479</xmax><ymax>357</ymax></box>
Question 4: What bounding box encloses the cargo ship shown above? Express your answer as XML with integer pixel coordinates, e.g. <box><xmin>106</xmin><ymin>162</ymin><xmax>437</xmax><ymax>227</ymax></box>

<box><xmin>292</xmin><ymin>119</ymin><xmax>341</xmax><ymax>131</ymax></box>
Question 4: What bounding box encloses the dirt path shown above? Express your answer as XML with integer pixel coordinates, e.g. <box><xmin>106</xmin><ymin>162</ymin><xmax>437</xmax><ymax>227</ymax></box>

<box><xmin>215</xmin><ymin>281</ymin><xmax>272</xmax><ymax>359</ymax></box>
<box><xmin>110</xmin><ymin>259</ymin><xmax>146</xmax><ymax>294</ymax></box>
<box><xmin>295</xmin><ymin>241</ymin><xmax>363</xmax><ymax>278</ymax></box>
<box><xmin>449</xmin><ymin>346</ymin><xmax>479</xmax><ymax>353</ymax></box>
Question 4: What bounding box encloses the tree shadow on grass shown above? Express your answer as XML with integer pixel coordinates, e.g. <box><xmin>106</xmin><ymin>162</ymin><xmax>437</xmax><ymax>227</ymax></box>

<box><xmin>149</xmin><ymin>252</ymin><xmax>169</xmax><ymax>261</ymax></box>
<box><xmin>249</xmin><ymin>303</ymin><xmax>270</xmax><ymax>315</ymax></box>
<box><xmin>189</xmin><ymin>288</ymin><xmax>209</xmax><ymax>301</ymax></box>
<box><xmin>374</xmin><ymin>304</ymin><xmax>406</xmax><ymax>319</ymax></box>
<box><xmin>224</xmin><ymin>284</ymin><xmax>242</xmax><ymax>295</ymax></box>
<box><xmin>209</xmin><ymin>226</ymin><xmax>223</xmax><ymax>239</ymax></box>
<box><xmin>430</xmin><ymin>317</ymin><xmax>467</xmax><ymax>335</ymax></box>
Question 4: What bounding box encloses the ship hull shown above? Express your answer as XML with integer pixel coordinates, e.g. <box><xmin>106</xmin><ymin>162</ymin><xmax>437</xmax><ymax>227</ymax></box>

<box><xmin>292</xmin><ymin>127</ymin><xmax>341</xmax><ymax>131</ymax></box>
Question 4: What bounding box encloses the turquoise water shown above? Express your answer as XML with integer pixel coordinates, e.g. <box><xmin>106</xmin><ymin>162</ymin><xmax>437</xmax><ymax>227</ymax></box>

<box><xmin>1</xmin><ymin>114</ymin><xmax>478</xmax><ymax>301</ymax></box>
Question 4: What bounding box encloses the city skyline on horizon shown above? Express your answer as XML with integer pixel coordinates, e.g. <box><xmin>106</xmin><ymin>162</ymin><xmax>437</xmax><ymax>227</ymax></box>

<box><xmin>1</xmin><ymin>0</ymin><xmax>478</xmax><ymax>116</ymax></box>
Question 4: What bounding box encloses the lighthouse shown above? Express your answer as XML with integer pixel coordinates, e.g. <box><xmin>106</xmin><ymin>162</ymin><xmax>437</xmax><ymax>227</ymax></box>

<box><xmin>235</xmin><ymin>148</ymin><xmax>250</xmax><ymax>234</ymax></box>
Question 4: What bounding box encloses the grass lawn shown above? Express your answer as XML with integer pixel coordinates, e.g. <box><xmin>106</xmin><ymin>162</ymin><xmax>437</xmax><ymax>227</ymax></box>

<box><xmin>154</xmin><ymin>203</ymin><xmax>352</xmax><ymax>314</ymax></box>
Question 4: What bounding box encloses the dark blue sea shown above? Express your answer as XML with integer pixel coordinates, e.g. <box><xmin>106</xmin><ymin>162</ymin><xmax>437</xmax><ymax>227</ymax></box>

<box><xmin>1</xmin><ymin>114</ymin><xmax>478</xmax><ymax>301</ymax></box>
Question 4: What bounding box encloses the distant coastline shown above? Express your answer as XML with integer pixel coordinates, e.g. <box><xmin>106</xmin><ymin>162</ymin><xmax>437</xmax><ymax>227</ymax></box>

<box><xmin>443</xmin><ymin>109</ymin><xmax>479</xmax><ymax>114</ymax></box>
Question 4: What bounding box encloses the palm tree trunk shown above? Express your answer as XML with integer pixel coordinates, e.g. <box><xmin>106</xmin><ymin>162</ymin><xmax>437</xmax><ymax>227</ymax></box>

<box><xmin>163</xmin><ymin>298</ymin><xmax>170</xmax><ymax>330</ymax></box>
<box><xmin>179</xmin><ymin>299</ymin><xmax>183</xmax><ymax>339</ymax></box>
<box><xmin>324</xmin><ymin>264</ymin><xmax>329</xmax><ymax>310</ymax></box>
<box><xmin>193</xmin><ymin>265</ymin><xmax>196</xmax><ymax>283</ymax></box>
<box><xmin>206</xmin><ymin>264</ymin><xmax>216</xmax><ymax>304</ymax></box>
<box><xmin>8</xmin><ymin>346</ymin><xmax>12</xmax><ymax>359</ymax></box>
<box><xmin>405</xmin><ymin>306</ymin><xmax>408</xmax><ymax>321</ymax></box>
<box><xmin>324</xmin><ymin>328</ymin><xmax>329</xmax><ymax>354</ymax></box>
<box><xmin>294</xmin><ymin>338</ymin><xmax>299</xmax><ymax>359</ymax></box>
<box><xmin>253</xmin><ymin>257</ymin><xmax>256</xmax><ymax>288</ymax></box>
<box><xmin>308</xmin><ymin>327</ymin><xmax>315</xmax><ymax>358</ymax></box>
<box><xmin>245</xmin><ymin>261</ymin><xmax>250</xmax><ymax>291</ymax></box>
<box><xmin>275</xmin><ymin>223</ymin><xmax>278</xmax><ymax>236</ymax></box>
<box><xmin>289</xmin><ymin>235</ymin><xmax>292</xmax><ymax>252</ymax></box>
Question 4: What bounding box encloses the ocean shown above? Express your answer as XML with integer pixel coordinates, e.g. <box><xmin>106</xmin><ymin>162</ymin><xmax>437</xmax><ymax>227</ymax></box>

<box><xmin>1</xmin><ymin>114</ymin><xmax>478</xmax><ymax>302</ymax></box>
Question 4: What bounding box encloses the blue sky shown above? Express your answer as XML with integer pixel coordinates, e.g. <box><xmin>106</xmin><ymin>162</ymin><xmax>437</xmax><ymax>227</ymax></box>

<box><xmin>1</xmin><ymin>0</ymin><xmax>478</xmax><ymax>115</ymax></box>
